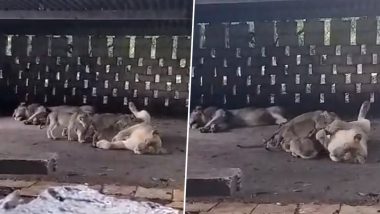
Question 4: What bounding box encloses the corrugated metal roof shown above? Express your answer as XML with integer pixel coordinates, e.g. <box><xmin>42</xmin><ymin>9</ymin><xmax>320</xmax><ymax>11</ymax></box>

<box><xmin>0</xmin><ymin>0</ymin><xmax>193</xmax><ymax>20</ymax></box>
<box><xmin>196</xmin><ymin>0</ymin><xmax>303</xmax><ymax>4</ymax></box>
<box><xmin>195</xmin><ymin>0</ymin><xmax>380</xmax><ymax>22</ymax></box>
<box><xmin>0</xmin><ymin>0</ymin><xmax>192</xmax><ymax>11</ymax></box>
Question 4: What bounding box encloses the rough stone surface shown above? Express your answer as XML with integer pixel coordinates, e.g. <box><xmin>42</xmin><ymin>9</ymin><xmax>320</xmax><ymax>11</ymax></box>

<box><xmin>208</xmin><ymin>202</ymin><xmax>257</xmax><ymax>214</ymax></box>
<box><xmin>102</xmin><ymin>184</ymin><xmax>136</xmax><ymax>196</ymax></box>
<box><xmin>251</xmin><ymin>204</ymin><xmax>297</xmax><ymax>214</ymax></box>
<box><xmin>0</xmin><ymin>180</ymin><xmax>36</xmax><ymax>188</ymax></box>
<box><xmin>340</xmin><ymin>205</ymin><xmax>380</xmax><ymax>214</ymax></box>
<box><xmin>166</xmin><ymin>201</ymin><xmax>184</xmax><ymax>210</ymax></box>
<box><xmin>172</xmin><ymin>189</ymin><xmax>184</xmax><ymax>202</ymax></box>
<box><xmin>0</xmin><ymin>185</ymin><xmax>179</xmax><ymax>214</ymax></box>
<box><xmin>186</xmin><ymin>168</ymin><xmax>242</xmax><ymax>197</ymax></box>
<box><xmin>87</xmin><ymin>184</ymin><xmax>102</xmax><ymax>192</ymax></box>
<box><xmin>185</xmin><ymin>202</ymin><xmax>219</xmax><ymax>213</ymax></box>
<box><xmin>135</xmin><ymin>186</ymin><xmax>172</xmax><ymax>201</ymax></box>
<box><xmin>0</xmin><ymin>153</ymin><xmax>57</xmax><ymax>175</ymax></box>
<box><xmin>298</xmin><ymin>204</ymin><xmax>340</xmax><ymax>214</ymax></box>
<box><xmin>19</xmin><ymin>181</ymin><xmax>70</xmax><ymax>197</ymax></box>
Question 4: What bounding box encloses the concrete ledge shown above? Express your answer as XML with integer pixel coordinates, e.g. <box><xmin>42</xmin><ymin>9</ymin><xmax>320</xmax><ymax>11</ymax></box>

<box><xmin>252</xmin><ymin>204</ymin><xmax>297</xmax><ymax>214</ymax></box>
<box><xmin>188</xmin><ymin>202</ymin><xmax>380</xmax><ymax>214</ymax></box>
<box><xmin>19</xmin><ymin>181</ymin><xmax>69</xmax><ymax>197</ymax></box>
<box><xmin>135</xmin><ymin>187</ymin><xmax>173</xmax><ymax>201</ymax></box>
<box><xmin>0</xmin><ymin>153</ymin><xmax>57</xmax><ymax>175</ymax></box>
<box><xmin>208</xmin><ymin>202</ymin><xmax>257</xmax><ymax>214</ymax></box>
<box><xmin>185</xmin><ymin>202</ymin><xmax>219</xmax><ymax>213</ymax></box>
<box><xmin>0</xmin><ymin>180</ymin><xmax>36</xmax><ymax>188</ymax></box>
<box><xmin>299</xmin><ymin>204</ymin><xmax>340</xmax><ymax>214</ymax></box>
<box><xmin>102</xmin><ymin>185</ymin><xmax>137</xmax><ymax>197</ymax></box>
<box><xmin>340</xmin><ymin>205</ymin><xmax>380</xmax><ymax>214</ymax></box>
<box><xmin>186</xmin><ymin>168</ymin><xmax>242</xmax><ymax>197</ymax></box>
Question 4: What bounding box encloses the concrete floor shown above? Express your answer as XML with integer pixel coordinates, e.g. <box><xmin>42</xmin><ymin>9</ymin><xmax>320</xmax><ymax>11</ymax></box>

<box><xmin>0</xmin><ymin>117</ymin><xmax>187</xmax><ymax>189</ymax></box>
<box><xmin>187</xmin><ymin>120</ymin><xmax>380</xmax><ymax>205</ymax></box>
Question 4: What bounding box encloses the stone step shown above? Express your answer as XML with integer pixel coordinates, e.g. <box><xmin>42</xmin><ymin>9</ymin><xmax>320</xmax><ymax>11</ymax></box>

<box><xmin>0</xmin><ymin>153</ymin><xmax>57</xmax><ymax>175</ymax></box>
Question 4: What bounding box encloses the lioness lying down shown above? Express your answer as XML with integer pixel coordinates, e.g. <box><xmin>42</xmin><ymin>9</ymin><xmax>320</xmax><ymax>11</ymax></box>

<box><xmin>12</xmin><ymin>103</ymin><xmax>41</xmax><ymax>123</ymax></box>
<box><xmin>190</xmin><ymin>105</ymin><xmax>287</xmax><ymax>133</ymax></box>
<box><xmin>95</xmin><ymin>123</ymin><xmax>167</xmax><ymax>155</ymax></box>
<box><xmin>93</xmin><ymin>102</ymin><xmax>167</xmax><ymax>155</ymax></box>
<box><xmin>316</xmin><ymin>101</ymin><xmax>371</xmax><ymax>164</ymax></box>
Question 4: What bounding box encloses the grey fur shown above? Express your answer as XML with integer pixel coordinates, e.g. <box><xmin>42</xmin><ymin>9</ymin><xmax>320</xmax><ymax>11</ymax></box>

<box><xmin>190</xmin><ymin>106</ymin><xmax>287</xmax><ymax>133</ymax></box>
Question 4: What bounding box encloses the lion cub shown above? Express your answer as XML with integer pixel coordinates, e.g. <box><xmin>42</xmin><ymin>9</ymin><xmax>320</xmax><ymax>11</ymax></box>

<box><xmin>24</xmin><ymin>105</ymin><xmax>94</xmax><ymax>125</ymax></box>
<box><xmin>46</xmin><ymin>110</ymin><xmax>91</xmax><ymax>143</ymax></box>
<box><xmin>90</xmin><ymin>114</ymin><xmax>143</xmax><ymax>144</ymax></box>
<box><xmin>264</xmin><ymin>110</ymin><xmax>338</xmax><ymax>159</ymax></box>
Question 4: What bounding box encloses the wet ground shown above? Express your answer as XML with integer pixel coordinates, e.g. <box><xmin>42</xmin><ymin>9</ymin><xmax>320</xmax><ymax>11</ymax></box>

<box><xmin>0</xmin><ymin>117</ymin><xmax>187</xmax><ymax>189</ymax></box>
<box><xmin>187</xmin><ymin>119</ymin><xmax>380</xmax><ymax>205</ymax></box>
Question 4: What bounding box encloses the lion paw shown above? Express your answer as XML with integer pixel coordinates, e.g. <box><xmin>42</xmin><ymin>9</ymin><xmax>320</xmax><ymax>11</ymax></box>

<box><xmin>199</xmin><ymin>127</ymin><xmax>210</xmax><ymax>133</ymax></box>
<box><xmin>210</xmin><ymin>124</ymin><xmax>218</xmax><ymax>133</ymax></box>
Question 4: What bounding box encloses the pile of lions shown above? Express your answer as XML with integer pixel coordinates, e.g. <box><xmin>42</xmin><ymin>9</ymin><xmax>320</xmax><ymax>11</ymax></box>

<box><xmin>190</xmin><ymin>101</ymin><xmax>371</xmax><ymax>164</ymax></box>
<box><xmin>12</xmin><ymin>102</ymin><xmax>167</xmax><ymax>155</ymax></box>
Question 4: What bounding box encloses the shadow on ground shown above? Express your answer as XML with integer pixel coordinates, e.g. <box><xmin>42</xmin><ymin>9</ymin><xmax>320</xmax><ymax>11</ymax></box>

<box><xmin>0</xmin><ymin>117</ymin><xmax>187</xmax><ymax>189</ymax></box>
<box><xmin>187</xmin><ymin>120</ymin><xmax>380</xmax><ymax>205</ymax></box>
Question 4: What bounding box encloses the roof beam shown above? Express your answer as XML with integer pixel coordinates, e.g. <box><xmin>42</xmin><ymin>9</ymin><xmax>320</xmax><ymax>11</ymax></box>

<box><xmin>196</xmin><ymin>0</ymin><xmax>304</xmax><ymax>4</ymax></box>
<box><xmin>0</xmin><ymin>10</ymin><xmax>190</xmax><ymax>20</ymax></box>
<box><xmin>195</xmin><ymin>0</ymin><xmax>380</xmax><ymax>22</ymax></box>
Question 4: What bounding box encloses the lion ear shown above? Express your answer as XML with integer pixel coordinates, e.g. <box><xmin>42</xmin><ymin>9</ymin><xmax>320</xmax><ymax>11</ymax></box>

<box><xmin>354</xmin><ymin>134</ymin><xmax>362</xmax><ymax>142</ymax></box>
<box><xmin>321</xmin><ymin>111</ymin><xmax>329</xmax><ymax>117</ymax></box>
<box><xmin>151</xmin><ymin>130</ymin><xmax>159</xmax><ymax>136</ymax></box>
<box><xmin>194</xmin><ymin>106</ymin><xmax>203</xmax><ymax>112</ymax></box>
<box><xmin>115</xmin><ymin>119</ymin><xmax>124</xmax><ymax>127</ymax></box>
<box><xmin>78</xmin><ymin>115</ymin><xmax>85</xmax><ymax>122</ymax></box>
